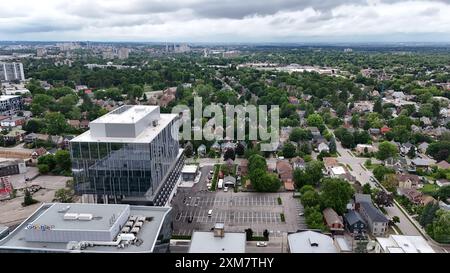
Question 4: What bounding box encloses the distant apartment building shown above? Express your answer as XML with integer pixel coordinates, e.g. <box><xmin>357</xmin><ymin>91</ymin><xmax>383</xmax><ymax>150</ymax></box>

<box><xmin>0</xmin><ymin>63</ymin><xmax>25</xmax><ymax>82</ymax></box>
<box><xmin>0</xmin><ymin>95</ymin><xmax>23</xmax><ymax>116</ymax></box>
<box><xmin>118</xmin><ymin>48</ymin><xmax>130</xmax><ymax>59</ymax></box>
<box><xmin>70</xmin><ymin>105</ymin><xmax>184</xmax><ymax>206</ymax></box>
<box><xmin>36</xmin><ymin>48</ymin><xmax>47</xmax><ymax>57</ymax></box>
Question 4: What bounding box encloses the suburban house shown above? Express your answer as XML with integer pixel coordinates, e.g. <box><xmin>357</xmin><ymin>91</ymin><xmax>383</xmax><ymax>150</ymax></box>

<box><xmin>355</xmin><ymin>144</ymin><xmax>378</xmax><ymax>155</ymax></box>
<box><xmin>436</xmin><ymin>160</ymin><xmax>450</xmax><ymax>170</ymax></box>
<box><xmin>418</xmin><ymin>142</ymin><xmax>429</xmax><ymax>153</ymax></box>
<box><xmin>318</xmin><ymin>142</ymin><xmax>330</xmax><ymax>153</ymax></box>
<box><xmin>291</xmin><ymin>157</ymin><xmax>306</xmax><ymax>170</ymax></box>
<box><xmin>323</xmin><ymin>208</ymin><xmax>344</xmax><ymax>234</ymax></box>
<box><xmin>400</xmin><ymin>142</ymin><xmax>415</xmax><ymax>155</ymax></box>
<box><xmin>323</xmin><ymin>157</ymin><xmax>339</xmax><ymax>173</ymax></box>
<box><xmin>276</xmin><ymin>160</ymin><xmax>293</xmax><ymax>183</ymax></box>
<box><xmin>411</xmin><ymin>158</ymin><xmax>435</xmax><ymax>171</ymax></box>
<box><xmin>344</xmin><ymin>210</ymin><xmax>367</xmax><ymax>234</ymax></box>
<box><xmin>395</xmin><ymin>174</ymin><xmax>421</xmax><ymax>189</ymax></box>
<box><xmin>357</xmin><ymin>201</ymin><xmax>389</xmax><ymax>236</ymax></box>
<box><xmin>197</xmin><ymin>144</ymin><xmax>206</xmax><ymax>157</ymax></box>
<box><xmin>398</xmin><ymin>188</ymin><xmax>423</xmax><ymax>205</ymax></box>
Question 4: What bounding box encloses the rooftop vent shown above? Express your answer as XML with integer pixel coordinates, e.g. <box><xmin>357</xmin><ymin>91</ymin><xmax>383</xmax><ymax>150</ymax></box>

<box><xmin>152</xmin><ymin>120</ymin><xmax>158</xmax><ymax>127</ymax></box>
<box><xmin>213</xmin><ymin>223</ymin><xmax>225</xmax><ymax>238</ymax></box>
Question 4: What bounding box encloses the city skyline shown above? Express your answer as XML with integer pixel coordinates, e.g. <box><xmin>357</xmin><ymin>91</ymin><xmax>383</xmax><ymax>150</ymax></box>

<box><xmin>0</xmin><ymin>0</ymin><xmax>450</xmax><ymax>43</ymax></box>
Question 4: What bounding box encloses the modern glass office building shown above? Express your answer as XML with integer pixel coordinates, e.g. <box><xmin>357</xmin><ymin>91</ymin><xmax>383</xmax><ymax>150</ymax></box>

<box><xmin>70</xmin><ymin>105</ymin><xmax>184</xmax><ymax>206</ymax></box>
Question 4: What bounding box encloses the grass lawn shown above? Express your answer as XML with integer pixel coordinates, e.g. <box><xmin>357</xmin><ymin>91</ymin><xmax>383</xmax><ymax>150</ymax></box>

<box><xmin>419</xmin><ymin>184</ymin><xmax>439</xmax><ymax>194</ymax></box>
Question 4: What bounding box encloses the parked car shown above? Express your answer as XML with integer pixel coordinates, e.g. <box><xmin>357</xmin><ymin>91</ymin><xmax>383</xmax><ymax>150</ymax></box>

<box><xmin>224</xmin><ymin>187</ymin><xmax>228</xmax><ymax>192</ymax></box>
<box><xmin>256</xmin><ymin>242</ymin><xmax>267</xmax><ymax>247</ymax></box>
<box><xmin>208</xmin><ymin>209</ymin><xmax>213</xmax><ymax>217</ymax></box>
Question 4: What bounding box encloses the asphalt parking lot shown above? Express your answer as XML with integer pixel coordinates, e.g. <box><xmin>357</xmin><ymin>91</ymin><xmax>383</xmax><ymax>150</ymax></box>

<box><xmin>171</xmin><ymin>166</ymin><xmax>306</xmax><ymax>237</ymax></box>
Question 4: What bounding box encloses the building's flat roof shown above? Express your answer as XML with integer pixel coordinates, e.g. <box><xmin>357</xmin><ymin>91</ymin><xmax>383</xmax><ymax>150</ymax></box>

<box><xmin>288</xmin><ymin>231</ymin><xmax>337</xmax><ymax>253</ymax></box>
<box><xmin>91</xmin><ymin>105</ymin><xmax>158</xmax><ymax>124</ymax></box>
<box><xmin>0</xmin><ymin>203</ymin><xmax>171</xmax><ymax>253</ymax></box>
<box><xmin>189</xmin><ymin>231</ymin><xmax>246</xmax><ymax>253</ymax></box>
<box><xmin>30</xmin><ymin>203</ymin><xmax>128</xmax><ymax>231</ymax></box>
<box><xmin>376</xmin><ymin>235</ymin><xmax>435</xmax><ymax>253</ymax></box>
<box><xmin>331</xmin><ymin>166</ymin><xmax>346</xmax><ymax>175</ymax></box>
<box><xmin>181</xmin><ymin>165</ymin><xmax>198</xmax><ymax>174</ymax></box>
<box><xmin>71</xmin><ymin>112</ymin><xmax>178</xmax><ymax>144</ymax></box>
<box><xmin>0</xmin><ymin>95</ymin><xmax>20</xmax><ymax>101</ymax></box>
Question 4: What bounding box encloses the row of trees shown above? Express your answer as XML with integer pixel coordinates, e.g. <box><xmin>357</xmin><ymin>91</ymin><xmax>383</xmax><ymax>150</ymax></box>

<box><xmin>248</xmin><ymin>154</ymin><xmax>281</xmax><ymax>192</ymax></box>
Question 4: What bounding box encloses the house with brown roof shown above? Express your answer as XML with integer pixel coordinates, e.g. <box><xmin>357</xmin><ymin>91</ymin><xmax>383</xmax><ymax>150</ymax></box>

<box><xmin>395</xmin><ymin>174</ymin><xmax>421</xmax><ymax>189</ymax></box>
<box><xmin>80</xmin><ymin>120</ymin><xmax>90</xmax><ymax>129</ymax></box>
<box><xmin>276</xmin><ymin>160</ymin><xmax>293</xmax><ymax>183</ymax></box>
<box><xmin>398</xmin><ymin>188</ymin><xmax>423</xmax><ymax>205</ymax></box>
<box><xmin>436</xmin><ymin>161</ymin><xmax>450</xmax><ymax>170</ymax></box>
<box><xmin>284</xmin><ymin>179</ymin><xmax>295</xmax><ymax>191</ymax></box>
<box><xmin>323</xmin><ymin>157</ymin><xmax>339</xmax><ymax>173</ymax></box>
<box><xmin>67</xmin><ymin>120</ymin><xmax>81</xmax><ymax>129</ymax></box>
<box><xmin>31</xmin><ymin>148</ymin><xmax>48</xmax><ymax>159</ymax></box>
<box><xmin>323</xmin><ymin>208</ymin><xmax>344</xmax><ymax>234</ymax></box>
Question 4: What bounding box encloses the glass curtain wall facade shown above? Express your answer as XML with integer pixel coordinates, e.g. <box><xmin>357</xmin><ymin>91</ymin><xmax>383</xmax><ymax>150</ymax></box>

<box><xmin>70</xmin><ymin>120</ymin><xmax>179</xmax><ymax>201</ymax></box>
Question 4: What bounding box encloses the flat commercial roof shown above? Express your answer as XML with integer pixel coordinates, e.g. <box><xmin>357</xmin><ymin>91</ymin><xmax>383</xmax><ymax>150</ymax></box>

<box><xmin>30</xmin><ymin>203</ymin><xmax>128</xmax><ymax>231</ymax></box>
<box><xmin>181</xmin><ymin>165</ymin><xmax>198</xmax><ymax>174</ymax></box>
<box><xmin>377</xmin><ymin>235</ymin><xmax>435</xmax><ymax>253</ymax></box>
<box><xmin>288</xmin><ymin>231</ymin><xmax>337</xmax><ymax>253</ymax></box>
<box><xmin>0</xmin><ymin>95</ymin><xmax>20</xmax><ymax>101</ymax></box>
<box><xmin>0</xmin><ymin>203</ymin><xmax>171</xmax><ymax>253</ymax></box>
<box><xmin>91</xmin><ymin>105</ymin><xmax>158</xmax><ymax>124</ymax></box>
<box><xmin>331</xmin><ymin>166</ymin><xmax>346</xmax><ymax>175</ymax></box>
<box><xmin>189</xmin><ymin>231</ymin><xmax>246</xmax><ymax>253</ymax></box>
<box><xmin>71</xmin><ymin>112</ymin><xmax>178</xmax><ymax>144</ymax></box>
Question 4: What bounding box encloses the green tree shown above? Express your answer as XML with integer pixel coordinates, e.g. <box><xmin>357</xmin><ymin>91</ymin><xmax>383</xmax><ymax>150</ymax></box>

<box><xmin>299</xmin><ymin>185</ymin><xmax>315</xmax><ymax>194</ymax></box>
<box><xmin>427</xmin><ymin>141</ymin><xmax>450</xmax><ymax>162</ymax></box>
<box><xmin>374</xmin><ymin>98</ymin><xmax>383</xmax><ymax>114</ymax></box>
<box><xmin>362</xmin><ymin>183</ymin><xmax>372</xmax><ymax>195</ymax></box>
<box><xmin>223</xmin><ymin>148</ymin><xmax>236</xmax><ymax>161</ymax></box>
<box><xmin>305</xmin><ymin>206</ymin><xmax>326</xmax><ymax>230</ymax></box>
<box><xmin>282</xmin><ymin>142</ymin><xmax>296</xmax><ymax>158</ymax></box>
<box><xmin>320</xmin><ymin>178</ymin><xmax>355</xmax><ymax>214</ymax></box>
<box><xmin>377</xmin><ymin>141</ymin><xmax>398</xmax><ymax>160</ymax></box>
<box><xmin>251</xmin><ymin>170</ymin><xmax>281</xmax><ymax>192</ymax></box>
<box><xmin>373</xmin><ymin>165</ymin><xmax>395</xmax><ymax>181</ymax></box>
<box><xmin>22</xmin><ymin>188</ymin><xmax>38</xmax><ymax>207</ymax></box>
<box><xmin>301</xmin><ymin>190</ymin><xmax>320</xmax><ymax>208</ymax></box>
<box><xmin>23</xmin><ymin>119</ymin><xmax>44</xmax><ymax>133</ymax></box>
<box><xmin>329</xmin><ymin>137</ymin><xmax>337</xmax><ymax>154</ymax></box>
<box><xmin>44</xmin><ymin>112</ymin><xmax>69</xmax><ymax>135</ymax></box>
<box><xmin>37</xmin><ymin>164</ymin><xmax>50</xmax><ymax>174</ymax></box>
<box><xmin>54</xmin><ymin>188</ymin><xmax>74</xmax><ymax>203</ymax></box>
<box><xmin>55</xmin><ymin>150</ymin><xmax>71</xmax><ymax>172</ymax></box>
<box><xmin>419</xmin><ymin>202</ymin><xmax>440</xmax><ymax>228</ymax></box>
<box><xmin>307</xmin><ymin>114</ymin><xmax>324</xmax><ymax>127</ymax></box>
<box><xmin>184</xmin><ymin>142</ymin><xmax>193</xmax><ymax>157</ymax></box>
<box><xmin>31</xmin><ymin>94</ymin><xmax>54</xmax><ymax>116</ymax></box>
<box><xmin>428</xmin><ymin>210</ymin><xmax>450</xmax><ymax>243</ymax></box>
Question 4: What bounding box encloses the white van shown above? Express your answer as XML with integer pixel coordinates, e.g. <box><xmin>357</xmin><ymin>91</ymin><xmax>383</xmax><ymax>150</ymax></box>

<box><xmin>208</xmin><ymin>210</ymin><xmax>213</xmax><ymax>217</ymax></box>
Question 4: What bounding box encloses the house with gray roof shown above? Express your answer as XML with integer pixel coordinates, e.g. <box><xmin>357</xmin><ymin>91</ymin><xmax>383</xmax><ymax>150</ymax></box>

<box><xmin>344</xmin><ymin>210</ymin><xmax>367</xmax><ymax>234</ymax></box>
<box><xmin>358</xmin><ymin>202</ymin><xmax>389</xmax><ymax>236</ymax></box>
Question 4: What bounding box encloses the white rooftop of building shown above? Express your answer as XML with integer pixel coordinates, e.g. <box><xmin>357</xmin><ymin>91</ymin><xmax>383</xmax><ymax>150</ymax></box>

<box><xmin>288</xmin><ymin>231</ymin><xmax>337</xmax><ymax>253</ymax></box>
<box><xmin>0</xmin><ymin>203</ymin><xmax>171</xmax><ymax>253</ymax></box>
<box><xmin>71</xmin><ymin>105</ymin><xmax>178</xmax><ymax>143</ymax></box>
<box><xmin>0</xmin><ymin>95</ymin><xmax>20</xmax><ymax>101</ymax></box>
<box><xmin>331</xmin><ymin>166</ymin><xmax>346</xmax><ymax>175</ymax></box>
<box><xmin>376</xmin><ymin>235</ymin><xmax>435</xmax><ymax>253</ymax></box>
<box><xmin>189</xmin><ymin>231</ymin><xmax>246</xmax><ymax>253</ymax></box>
<box><xmin>181</xmin><ymin>165</ymin><xmax>198</xmax><ymax>174</ymax></box>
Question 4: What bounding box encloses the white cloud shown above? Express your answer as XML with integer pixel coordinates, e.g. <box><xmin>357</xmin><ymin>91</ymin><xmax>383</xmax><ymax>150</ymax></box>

<box><xmin>0</xmin><ymin>0</ymin><xmax>449</xmax><ymax>42</ymax></box>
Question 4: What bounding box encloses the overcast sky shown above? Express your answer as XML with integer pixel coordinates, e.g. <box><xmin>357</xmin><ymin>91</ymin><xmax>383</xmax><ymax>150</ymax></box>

<box><xmin>0</xmin><ymin>0</ymin><xmax>449</xmax><ymax>43</ymax></box>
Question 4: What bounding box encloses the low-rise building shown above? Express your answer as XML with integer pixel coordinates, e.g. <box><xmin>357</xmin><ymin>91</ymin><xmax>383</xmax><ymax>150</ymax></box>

<box><xmin>323</xmin><ymin>208</ymin><xmax>344</xmax><ymax>233</ymax></box>
<box><xmin>358</xmin><ymin>201</ymin><xmax>389</xmax><ymax>236</ymax></box>
<box><xmin>189</xmin><ymin>223</ymin><xmax>246</xmax><ymax>253</ymax></box>
<box><xmin>0</xmin><ymin>203</ymin><xmax>173</xmax><ymax>253</ymax></box>
<box><xmin>343</xmin><ymin>210</ymin><xmax>367</xmax><ymax>234</ymax></box>
<box><xmin>287</xmin><ymin>231</ymin><xmax>337</xmax><ymax>253</ymax></box>
<box><xmin>375</xmin><ymin>235</ymin><xmax>435</xmax><ymax>253</ymax></box>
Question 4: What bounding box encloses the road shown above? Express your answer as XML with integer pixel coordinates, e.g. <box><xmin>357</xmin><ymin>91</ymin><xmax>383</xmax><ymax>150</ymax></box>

<box><xmin>333</xmin><ymin>135</ymin><xmax>448</xmax><ymax>252</ymax></box>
